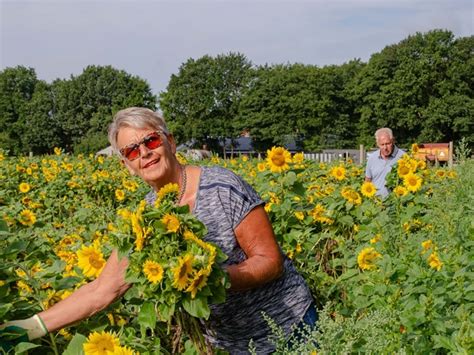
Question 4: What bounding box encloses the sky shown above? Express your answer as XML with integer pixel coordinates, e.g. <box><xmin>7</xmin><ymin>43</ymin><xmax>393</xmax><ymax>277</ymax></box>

<box><xmin>1</xmin><ymin>0</ymin><xmax>473</xmax><ymax>96</ymax></box>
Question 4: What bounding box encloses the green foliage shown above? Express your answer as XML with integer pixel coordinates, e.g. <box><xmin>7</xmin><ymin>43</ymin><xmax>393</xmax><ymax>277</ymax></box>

<box><xmin>159</xmin><ymin>52</ymin><xmax>252</xmax><ymax>150</ymax></box>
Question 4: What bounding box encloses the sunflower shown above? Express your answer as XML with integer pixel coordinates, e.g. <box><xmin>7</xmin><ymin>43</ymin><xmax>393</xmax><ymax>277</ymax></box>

<box><xmin>115</xmin><ymin>189</ymin><xmax>125</xmax><ymax>202</ymax></box>
<box><xmin>19</xmin><ymin>209</ymin><xmax>36</xmax><ymax>226</ymax></box>
<box><xmin>53</xmin><ymin>147</ymin><xmax>62</xmax><ymax>156</ymax></box>
<box><xmin>397</xmin><ymin>162</ymin><xmax>411</xmax><ymax>177</ymax></box>
<box><xmin>19</xmin><ymin>182</ymin><xmax>31</xmax><ymax>193</ymax></box>
<box><xmin>172</xmin><ymin>254</ymin><xmax>194</xmax><ymax>290</ymax></box>
<box><xmin>403</xmin><ymin>172</ymin><xmax>423</xmax><ymax>193</ymax></box>
<box><xmin>77</xmin><ymin>244</ymin><xmax>106</xmax><ymax>278</ymax></box>
<box><xmin>417</xmin><ymin>160</ymin><xmax>427</xmax><ymax>170</ymax></box>
<box><xmin>435</xmin><ymin>169</ymin><xmax>446</xmax><ymax>179</ymax></box>
<box><xmin>294</xmin><ymin>211</ymin><xmax>305</xmax><ymax>221</ymax></box>
<box><xmin>185</xmin><ymin>269</ymin><xmax>209</xmax><ymax>299</ymax></box>
<box><xmin>421</xmin><ymin>239</ymin><xmax>433</xmax><ymax>253</ymax></box>
<box><xmin>427</xmin><ymin>252</ymin><xmax>443</xmax><ymax>271</ymax></box>
<box><xmin>266</xmin><ymin>147</ymin><xmax>291</xmax><ymax>173</ymax></box>
<box><xmin>411</xmin><ymin>143</ymin><xmax>419</xmax><ymax>154</ymax></box>
<box><xmin>330</xmin><ymin>166</ymin><xmax>346</xmax><ymax>181</ymax></box>
<box><xmin>257</xmin><ymin>162</ymin><xmax>266</xmax><ymax>172</ymax></box>
<box><xmin>292</xmin><ymin>152</ymin><xmax>304</xmax><ymax>164</ymax></box>
<box><xmin>361</xmin><ymin>181</ymin><xmax>377</xmax><ymax>198</ymax></box>
<box><xmin>370</xmin><ymin>234</ymin><xmax>382</xmax><ymax>244</ymax></box>
<box><xmin>393</xmin><ymin>185</ymin><xmax>408</xmax><ymax>197</ymax></box>
<box><xmin>357</xmin><ymin>247</ymin><xmax>381</xmax><ymax>271</ymax></box>
<box><xmin>161</xmin><ymin>214</ymin><xmax>180</xmax><ymax>233</ymax></box>
<box><xmin>143</xmin><ymin>260</ymin><xmax>164</xmax><ymax>284</ymax></box>
<box><xmin>157</xmin><ymin>183</ymin><xmax>179</xmax><ymax>202</ymax></box>
<box><xmin>83</xmin><ymin>331</ymin><xmax>120</xmax><ymax>355</ymax></box>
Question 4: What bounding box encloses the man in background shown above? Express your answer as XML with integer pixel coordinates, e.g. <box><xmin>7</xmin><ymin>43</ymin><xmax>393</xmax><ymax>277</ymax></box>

<box><xmin>365</xmin><ymin>127</ymin><xmax>405</xmax><ymax>197</ymax></box>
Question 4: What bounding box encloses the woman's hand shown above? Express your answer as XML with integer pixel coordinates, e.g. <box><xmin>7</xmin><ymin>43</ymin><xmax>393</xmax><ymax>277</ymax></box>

<box><xmin>38</xmin><ymin>249</ymin><xmax>130</xmax><ymax>332</ymax></box>
<box><xmin>226</xmin><ymin>205</ymin><xmax>283</xmax><ymax>291</ymax></box>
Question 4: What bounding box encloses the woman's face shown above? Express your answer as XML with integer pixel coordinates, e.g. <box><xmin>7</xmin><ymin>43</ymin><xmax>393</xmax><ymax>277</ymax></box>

<box><xmin>116</xmin><ymin>126</ymin><xmax>177</xmax><ymax>190</ymax></box>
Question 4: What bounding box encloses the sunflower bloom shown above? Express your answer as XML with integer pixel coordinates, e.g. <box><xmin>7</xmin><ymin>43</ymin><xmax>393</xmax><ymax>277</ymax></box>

<box><xmin>361</xmin><ymin>181</ymin><xmax>377</xmax><ymax>198</ymax></box>
<box><xmin>143</xmin><ymin>260</ymin><xmax>164</xmax><ymax>284</ymax></box>
<box><xmin>19</xmin><ymin>182</ymin><xmax>31</xmax><ymax>193</ymax></box>
<box><xmin>186</xmin><ymin>269</ymin><xmax>209</xmax><ymax>299</ymax></box>
<box><xmin>403</xmin><ymin>172</ymin><xmax>422</xmax><ymax>193</ymax></box>
<box><xmin>292</xmin><ymin>152</ymin><xmax>304</xmax><ymax>164</ymax></box>
<box><xmin>294</xmin><ymin>211</ymin><xmax>305</xmax><ymax>220</ymax></box>
<box><xmin>397</xmin><ymin>163</ymin><xmax>412</xmax><ymax>177</ymax></box>
<box><xmin>172</xmin><ymin>254</ymin><xmax>194</xmax><ymax>290</ymax></box>
<box><xmin>411</xmin><ymin>143</ymin><xmax>419</xmax><ymax>154</ymax></box>
<box><xmin>161</xmin><ymin>214</ymin><xmax>180</xmax><ymax>233</ymax></box>
<box><xmin>266</xmin><ymin>147</ymin><xmax>291</xmax><ymax>173</ymax></box>
<box><xmin>257</xmin><ymin>163</ymin><xmax>266</xmax><ymax>172</ymax></box>
<box><xmin>115</xmin><ymin>189</ymin><xmax>125</xmax><ymax>201</ymax></box>
<box><xmin>421</xmin><ymin>239</ymin><xmax>433</xmax><ymax>253</ymax></box>
<box><xmin>330</xmin><ymin>166</ymin><xmax>346</xmax><ymax>181</ymax></box>
<box><xmin>19</xmin><ymin>209</ymin><xmax>36</xmax><ymax>226</ymax></box>
<box><xmin>114</xmin><ymin>346</ymin><xmax>137</xmax><ymax>355</ymax></box>
<box><xmin>157</xmin><ymin>183</ymin><xmax>179</xmax><ymax>201</ymax></box>
<box><xmin>83</xmin><ymin>331</ymin><xmax>120</xmax><ymax>355</ymax></box>
<box><xmin>77</xmin><ymin>244</ymin><xmax>106</xmax><ymax>278</ymax></box>
<box><xmin>393</xmin><ymin>185</ymin><xmax>408</xmax><ymax>197</ymax></box>
<box><xmin>357</xmin><ymin>247</ymin><xmax>381</xmax><ymax>271</ymax></box>
<box><xmin>427</xmin><ymin>252</ymin><xmax>443</xmax><ymax>271</ymax></box>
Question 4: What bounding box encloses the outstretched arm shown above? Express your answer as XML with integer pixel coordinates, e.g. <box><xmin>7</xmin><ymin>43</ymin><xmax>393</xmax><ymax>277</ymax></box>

<box><xmin>226</xmin><ymin>205</ymin><xmax>283</xmax><ymax>292</ymax></box>
<box><xmin>40</xmin><ymin>249</ymin><xmax>130</xmax><ymax>332</ymax></box>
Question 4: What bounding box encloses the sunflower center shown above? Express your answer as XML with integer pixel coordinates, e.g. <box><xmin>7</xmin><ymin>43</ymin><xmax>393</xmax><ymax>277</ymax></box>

<box><xmin>271</xmin><ymin>154</ymin><xmax>286</xmax><ymax>166</ymax></box>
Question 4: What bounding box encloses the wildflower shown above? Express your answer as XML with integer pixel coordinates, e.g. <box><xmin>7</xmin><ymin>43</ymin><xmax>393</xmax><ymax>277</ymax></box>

<box><xmin>77</xmin><ymin>244</ymin><xmax>106</xmax><ymax>278</ymax></box>
<box><xmin>19</xmin><ymin>209</ymin><xmax>36</xmax><ymax>226</ymax></box>
<box><xmin>357</xmin><ymin>247</ymin><xmax>381</xmax><ymax>270</ymax></box>
<box><xmin>172</xmin><ymin>254</ymin><xmax>194</xmax><ymax>290</ymax></box>
<box><xmin>161</xmin><ymin>214</ymin><xmax>180</xmax><ymax>233</ymax></box>
<box><xmin>83</xmin><ymin>331</ymin><xmax>120</xmax><ymax>355</ymax></box>
<box><xmin>361</xmin><ymin>181</ymin><xmax>377</xmax><ymax>198</ymax></box>
<box><xmin>143</xmin><ymin>260</ymin><xmax>164</xmax><ymax>284</ymax></box>
<box><xmin>19</xmin><ymin>182</ymin><xmax>31</xmax><ymax>193</ymax></box>
<box><xmin>427</xmin><ymin>252</ymin><xmax>443</xmax><ymax>271</ymax></box>
<box><xmin>115</xmin><ymin>189</ymin><xmax>125</xmax><ymax>202</ymax></box>
<box><xmin>266</xmin><ymin>147</ymin><xmax>291</xmax><ymax>173</ymax></box>
<box><xmin>330</xmin><ymin>166</ymin><xmax>346</xmax><ymax>181</ymax></box>
<box><xmin>403</xmin><ymin>172</ymin><xmax>422</xmax><ymax>193</ymax></box>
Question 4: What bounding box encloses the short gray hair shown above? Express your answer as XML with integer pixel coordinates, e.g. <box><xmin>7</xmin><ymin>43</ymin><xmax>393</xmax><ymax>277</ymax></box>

<box><xmin>375</xmin><ymin>127</ymin><xmax>394</xmax><ymax>141</ymax></box>
<box><xmin>108</xmin><ymin>107</ymin><xmax>169</xmax><ymax>152</ymax></box>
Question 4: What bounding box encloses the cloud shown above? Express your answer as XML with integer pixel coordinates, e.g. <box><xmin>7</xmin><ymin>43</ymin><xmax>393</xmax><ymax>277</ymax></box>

<box><xmin>1</xmin><ymin>0</ymin><xmax>472</xmax><ymax>94</ymax></box>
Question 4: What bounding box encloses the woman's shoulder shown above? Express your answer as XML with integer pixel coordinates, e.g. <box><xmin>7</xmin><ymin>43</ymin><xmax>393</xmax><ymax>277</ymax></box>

<box><xmin>200</xmin><ymin>165</ymin><xmax>243</xmax><ymax>185</ymax></box>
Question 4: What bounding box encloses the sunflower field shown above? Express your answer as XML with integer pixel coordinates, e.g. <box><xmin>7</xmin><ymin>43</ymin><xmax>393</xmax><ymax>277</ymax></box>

<box><xmin>0</xmin><ymin>146</ymin><xmax>473</xmax><ymax>354</ymax></box>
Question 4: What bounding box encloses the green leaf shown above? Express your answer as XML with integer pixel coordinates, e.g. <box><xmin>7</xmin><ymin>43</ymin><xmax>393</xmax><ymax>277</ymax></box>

<box><xmin>62</xmin><ymin>333</ymin><xmax>87</xmax><ymax>355</ymax></box>
<box><xmin>138</xmin><ymin>301</ymin><xmax>157</xmax><ymax>330</ymax></box>
<box><xmin>0</xmin><ymin>303</ymin><xmax>12</xmax><ymax>318</ymax></box>
<box><xmin>14</xmin><ymin>342</ymin><xmax>41</xmax><ymax>354</ymax></box>
<box><xmin>182</xmin><ymin>297</ymin><xmax>210</xmax><ymax>319</ymax></box>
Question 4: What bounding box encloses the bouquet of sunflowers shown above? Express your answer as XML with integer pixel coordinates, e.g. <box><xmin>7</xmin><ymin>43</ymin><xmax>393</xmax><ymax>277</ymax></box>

<box><xmin>112</xmin><ymin>183</ymin><xmax>229</xmax><ymax>353</ymax></box>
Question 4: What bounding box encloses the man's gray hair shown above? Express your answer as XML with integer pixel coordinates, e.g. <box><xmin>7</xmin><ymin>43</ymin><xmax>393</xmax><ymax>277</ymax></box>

<box><xmin>108</xmin><ymin>107</ymin><xmax>169</xmax><ymax>152</ymax></box>
<box><xmin>375</xmin><ymin>127</ymin><xmax>394</xmax><ymax>141</ymax></box>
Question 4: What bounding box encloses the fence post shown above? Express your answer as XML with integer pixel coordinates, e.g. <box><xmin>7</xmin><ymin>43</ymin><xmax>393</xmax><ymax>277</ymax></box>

<box><xmin>448</xmin><ymin>141</ymin><xmax>453</xmax><ymax>167</ymax></box>
<box><xmin>359</xmin><ymin>145</ymin><xmax>365</xmax><ymax>166</ymax></box>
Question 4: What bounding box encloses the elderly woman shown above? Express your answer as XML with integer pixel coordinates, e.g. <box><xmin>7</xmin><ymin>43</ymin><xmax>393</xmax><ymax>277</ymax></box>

<box><xmin>1</xmin><ymin>107</ymin><xmax>316</xmax><ymax>353</ymax></box>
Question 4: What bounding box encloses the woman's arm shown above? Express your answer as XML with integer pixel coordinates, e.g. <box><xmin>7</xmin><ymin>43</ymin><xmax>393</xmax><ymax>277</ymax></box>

<box><xmin>39</xmin><ymin>249</ymin><xmax>130</xmax><ymax>332</ymax></box>
<box><xmin>226</xmin><ymin>205</ymin><xmax>284</xmax><ymax>292</ymax></box>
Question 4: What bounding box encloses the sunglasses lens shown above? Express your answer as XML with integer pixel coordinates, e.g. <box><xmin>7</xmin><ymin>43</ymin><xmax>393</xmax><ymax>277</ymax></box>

<box><xmin>143</xmin><ymin>133</ymin><xmax>162</xmax><ymax>150</ymax></box>
<box><xmin>123</xmin><ymin>145</ymin><xmax>140</xmax><ymax>160</ymax></box>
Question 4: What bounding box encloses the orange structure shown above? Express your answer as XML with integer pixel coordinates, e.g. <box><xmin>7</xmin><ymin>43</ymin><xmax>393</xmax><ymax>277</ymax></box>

<box><xmin>414</xmin><ymin>142</ymin><xmax>453</xmax><ymax>165</ymax></box>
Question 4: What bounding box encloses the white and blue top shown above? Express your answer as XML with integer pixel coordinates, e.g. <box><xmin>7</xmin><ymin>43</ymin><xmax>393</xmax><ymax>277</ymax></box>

<box><xmin>146</xmin><ymin>166</ymin><xmax>313</xmax><ymax>354</ymax></box>
<box><xmin>365</xmin><ymin>146</ymin><xmax>405</xmax><ymax>197</ymax></box>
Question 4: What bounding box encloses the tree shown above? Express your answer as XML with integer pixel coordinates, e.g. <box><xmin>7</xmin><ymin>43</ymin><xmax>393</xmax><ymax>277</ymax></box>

<box><xmin>159</xmin><ymin>52</ymin><xmax>253</xmax><ymax>151</ymax></box>
<box><xmin>0</xmin><ymin>66</ymin><xmax>39</xmax><ymax>154</ymax></box>
<box><xmin>352</xmin><ymin>29</ymin><xmax>473</xmax><ymax>147</ymax></box>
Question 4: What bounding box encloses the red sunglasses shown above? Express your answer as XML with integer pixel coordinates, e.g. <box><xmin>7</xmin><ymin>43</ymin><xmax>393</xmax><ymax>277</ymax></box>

<box><xmin>120</xmin><ymin>131</ymin><xmax>164</xmax><ymax>161</ymax></box>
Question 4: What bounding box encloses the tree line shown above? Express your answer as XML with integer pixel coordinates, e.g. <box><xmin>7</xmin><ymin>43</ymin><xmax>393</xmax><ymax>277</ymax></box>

<box><xmin>1</xmin><ymin>29</ymin><xmax>472</xmax><ymax>156</ymax></box>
